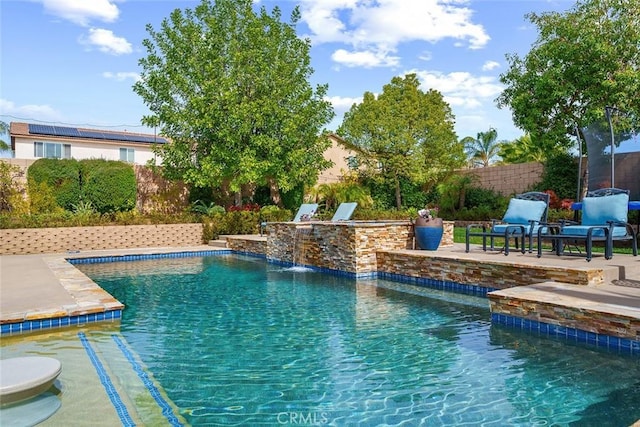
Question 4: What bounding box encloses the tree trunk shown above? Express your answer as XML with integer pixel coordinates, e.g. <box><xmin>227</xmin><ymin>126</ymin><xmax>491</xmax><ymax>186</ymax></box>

<box><xmin>394</xmin><ymin>175</ymin><xmax>402</xmax><ymax>209</ymax></box>
<box><xmin>268</xmin><ymin>177</ymin><xmax>284</xmax><ymax>208</ymax></box>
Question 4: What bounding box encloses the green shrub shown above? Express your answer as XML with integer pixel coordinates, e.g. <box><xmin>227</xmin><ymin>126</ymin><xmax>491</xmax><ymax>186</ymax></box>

<box><xmin>464</xmin><ymin>187</ymin><xmax>506</xmax><ymax>210</ymax></box>
<box><xmin>27</xmin><ymin>158</ymin><xmax>81</xmax><ymax>211</ymax></box>
<box><xmin>0</xmin><ymin>161</ymin><xmax>28</xmax><ymax>214</ymax></box>
<box><xmin>191</xmin><ymin>200</ymin><xmax>225</xmax><ymax>215</ymax></box>
<box><xmin>260</xmin><ymin>205</ymin><xmax>292</xmax><ymax>222</ymax></box>
<box><xmin>27</xmin><ymin>179</ymin><xmax>65</xmax><ymax>214</ymax></box>
<box><xmin>535</xmin><ymin>152</ymin><xmax>579</xmax><ymax>199</ymax></box>
<box><xmin>80</xmin><ymin>159</ymin><xmax>136</xmax><ymax>213</ymax></box>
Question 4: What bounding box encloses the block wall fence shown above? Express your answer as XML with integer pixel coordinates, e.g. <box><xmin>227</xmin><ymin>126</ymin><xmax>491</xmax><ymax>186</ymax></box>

<box><xmin>0</xmin><ymin>223</ymin><xmax>204</xmax><ymax>255</ymax></box>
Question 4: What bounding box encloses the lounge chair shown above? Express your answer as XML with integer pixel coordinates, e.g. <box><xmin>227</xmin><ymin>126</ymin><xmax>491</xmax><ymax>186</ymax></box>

<box><xmin>465</xmin><ymin>191</ymin><xmax>550</xmax><ymax>255</ymax></box>
<box><xmin>292</xmin><ymin>203</ymin><xmax>319</xmax><ymax>222</ymax></box>
<box><xmin>260</xmin><ymin>203</ymin><xmax>318</xmax><ymax>235</ymax></box>
<box><xmin>331</xmin><ymin>202</ymin><xmax>357</xmax><ymax>221</ymax></box>
<box><xmin>537</xmin><ymin>187</ymin><xmax>638</xmax><ymax>261</ymax></box>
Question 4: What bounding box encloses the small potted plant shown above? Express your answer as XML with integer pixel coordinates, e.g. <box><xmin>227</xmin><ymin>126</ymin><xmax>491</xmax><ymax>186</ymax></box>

<box><xmin>415</xmin><ymin>206</ymin><xmax>442</xmax><ymax>227</ymax></box>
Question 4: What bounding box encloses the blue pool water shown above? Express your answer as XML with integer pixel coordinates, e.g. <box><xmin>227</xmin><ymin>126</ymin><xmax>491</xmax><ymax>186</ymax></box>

<box><xmin>77</xmin><ymin>254</ymin><xmax>640</xmax><ymax>426</ymax></box>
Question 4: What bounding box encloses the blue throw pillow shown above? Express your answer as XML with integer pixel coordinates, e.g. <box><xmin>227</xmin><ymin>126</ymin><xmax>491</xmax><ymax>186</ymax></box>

<box><xmin>582</xmin><ymin>193</ymin><xmax>628</xmax><ymax>225</ymax></box>
<box><xmin>502</xmin><ymin>198</ymin><xmax>546</xmax><ymax>224</ymax></box>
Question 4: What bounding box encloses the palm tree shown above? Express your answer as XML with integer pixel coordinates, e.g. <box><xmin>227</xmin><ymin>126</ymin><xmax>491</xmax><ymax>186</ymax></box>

<box><xmin>498</xmin><ymin>133</ymin><xmax>547</xmax><ymax>163</ymax></box>
<box><xmin>461</xmin><ymin>128</ymin><xmax>502</xmax><ymax>167</ymax></box>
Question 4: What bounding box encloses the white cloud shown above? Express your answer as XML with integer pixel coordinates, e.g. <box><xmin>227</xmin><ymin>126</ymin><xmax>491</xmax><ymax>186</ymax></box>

<box><xmin>102</xmin><ymin>71</ymin><xmax>140</xmax><ymax>82</ymax></box>
<box><xmin>301</xmin><ymin>0</ymin><xmax>489</xmax><ymax>68</ymax></box>
<box><xmin>409</xmin><ymin>69</ymin><xmax>503</xmax><ymax>109</ymax></box>
<box><xmin>80</xmin><ymin>28</ymin><xmax>132</xmax><ymax>55</ymax></box>
<box><xmin>482</xmin><ymin>60</ymin><xmax>500</xmax><ymax>71</ymax></box>
<box><xmin>42</xmin><ymin>0</ymin><xmax>120</xmax><ymax>26</ymax></box>
<box><xmin>327</xmin><ymin>95</ymin><xmax>362</xmax><ymax>110</ymax></box>
<box><xmin>0</xmin><ymin>99</ymin><xmax>63</xmax><ymax>122</ymax></box>
<box><xmin>326</xmin><ymin>95</ymin><xmax>364</xmax><ymax>123</ymax></box>
<box><xmin>332</xmin><ymin>48</ymin><xmax>400</xmax><ymax>68</ymax></box>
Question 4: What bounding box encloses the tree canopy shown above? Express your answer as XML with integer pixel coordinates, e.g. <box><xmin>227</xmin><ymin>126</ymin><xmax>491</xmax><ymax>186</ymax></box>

<box><xmin>133</xmin><ymin>0</ymin><xmax>334</xmax><ymax>207</ymax></box>
<box><xmin>337</xmin><ymin>73</ymin><xmax>464</xmax><ymax>209</ymax></box>
<box><xmin>497</xmin><ymin>0</ymin><xmax>640</xmax><ymax>151</ymax></box>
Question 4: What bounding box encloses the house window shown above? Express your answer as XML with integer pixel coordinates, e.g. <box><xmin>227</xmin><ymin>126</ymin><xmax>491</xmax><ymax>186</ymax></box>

<box><xmin>34</xmin><ymin>142</ymin><xmax>71</xmax><ymax>159</ymax></box>
<box><xmin>120</xmin><ymin>148</ymin><xmax>135</xmax><ymax>163</ymax></box>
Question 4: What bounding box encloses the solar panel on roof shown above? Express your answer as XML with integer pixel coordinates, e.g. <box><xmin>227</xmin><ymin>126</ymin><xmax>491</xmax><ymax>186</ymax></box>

<box><xmin>27</xmin><ymin>123</ymin><xmax>166</xmax><ymax>144</ymax></box>
<box><xmin>53</xmin><ymin>126</ymin><xmax>81</xmax><ymax>137</ymax></box>
<box><xmin>28</xmin><ymin>124</ymin><xmax>56</xmax><ymax>135</ymax></box>
<box><xmin>78</xmin><ymin>130</ymin><xmax>107</xmax><ymax>139</ymax></box>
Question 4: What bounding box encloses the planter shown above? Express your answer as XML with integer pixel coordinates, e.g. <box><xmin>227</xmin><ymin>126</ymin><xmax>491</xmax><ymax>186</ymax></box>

<box><xmin>414</xmin><ymin>218</ymin><xmax>443</xmax><ymax>250</ymax></box>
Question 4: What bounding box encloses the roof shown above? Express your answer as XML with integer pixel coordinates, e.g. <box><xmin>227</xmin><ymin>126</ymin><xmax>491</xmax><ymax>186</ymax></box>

<box><xmin>10</xmin><ymin>122</ymin><xmax>167</xmax><ymax>145</ymax></box>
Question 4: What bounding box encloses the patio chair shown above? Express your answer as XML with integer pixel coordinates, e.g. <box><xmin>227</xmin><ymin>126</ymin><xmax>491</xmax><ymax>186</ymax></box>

<box><xmin>465</xmin><ymin>191</ymin><xmax>550</xmax><ymax>255</ymax></box>
<box><xmin>331</xmin><ymin>202</ymin><xmax>357</xmax><ymax>221</ymax></box>
<box><xmin>293</xmin><ymin>203</ymin><xmax>319</xmax><ymax>222</ymax></box>
<box><xmin>536</xmin><ymin>188</ymin><xmax>638</xmax><ymax>261</ymax></box>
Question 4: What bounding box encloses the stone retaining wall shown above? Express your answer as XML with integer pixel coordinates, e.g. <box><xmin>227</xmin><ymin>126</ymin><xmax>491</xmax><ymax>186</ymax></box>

<box><xmin>0</xmin><ymin>223</ymin><xmax>203</xmax><ymax>255</ymax></box>
<box><xmin>375</xmin><ymin>251</ymin><xmax>603</xmax><ymax>289</ymax></box>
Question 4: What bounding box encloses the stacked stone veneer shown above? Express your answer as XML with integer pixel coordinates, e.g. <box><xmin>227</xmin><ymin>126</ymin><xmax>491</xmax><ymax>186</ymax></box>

<box><xmin>0</xmin><ymin>223</ymin><xmax>203</xmax><ymax>255</ymax></box>
<box><xmin>225</xmin><ymin>236</ymin><xmax>267</xmax><ymax>255</ymax></box>
<box><xmin>376</xmin><ymin>251</ymin><xmax>604</xmax><ymax>289</ymax></box>
<box><xmin>488</xmin><ymin>283</ymin><xmax>640</xmax><ymax>342</ymax></box>
<box><xmin>266</xmin><ymin>221</ymin><xmax>420</xmax><ymax>274</ymax></box>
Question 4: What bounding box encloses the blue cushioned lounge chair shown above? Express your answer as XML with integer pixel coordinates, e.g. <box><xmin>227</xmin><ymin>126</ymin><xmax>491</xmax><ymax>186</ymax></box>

<box><xmin>536</xmin><ymin>188</ymin><xmax>638</xmax><ymax>261</ymax></box>
<box><xmin>466</xmin><ymin>191</ymin><xmax>550</xmax><ymax>255</ymax></box>
<box><xmin>331</xmin><ymin>202</ymin><xmax>357</xmax><ymax>221</ymax></box>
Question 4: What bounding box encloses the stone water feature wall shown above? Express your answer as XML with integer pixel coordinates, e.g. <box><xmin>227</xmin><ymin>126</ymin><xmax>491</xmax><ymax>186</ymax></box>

<box><xmin>266</xmin><ymin>221</ymin><xmax>417</xmax><ymax>275</ymax></box>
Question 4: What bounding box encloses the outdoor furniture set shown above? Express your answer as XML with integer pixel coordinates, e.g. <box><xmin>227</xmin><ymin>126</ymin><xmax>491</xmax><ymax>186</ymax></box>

<box><xmin>466</xmin><ymin>188</ymin><xmax>638</xmax><ymax>261</ymax></box>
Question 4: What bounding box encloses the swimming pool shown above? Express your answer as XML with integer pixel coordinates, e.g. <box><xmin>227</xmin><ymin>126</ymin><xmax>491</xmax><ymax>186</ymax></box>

<box><xmin>63</xmin><ymin>253</ymin><xmax>640</xmax><ymax>425</ymax></box>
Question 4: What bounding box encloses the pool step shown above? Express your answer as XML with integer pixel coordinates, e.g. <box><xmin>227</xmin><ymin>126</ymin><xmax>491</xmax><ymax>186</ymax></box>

<box><xmin>85</xmin><ymin>331</ymin><xmax>186</xmax><ymax>426</ymax></box>
<box><xmin>208</xmin><ymin>239</ymin><xmax>228</xmax><ymax>248</ymax></box>
<box><xmin>489</xmin><ymin>281</ymin><xmax>640</xmax><ymax>353</ymax></box>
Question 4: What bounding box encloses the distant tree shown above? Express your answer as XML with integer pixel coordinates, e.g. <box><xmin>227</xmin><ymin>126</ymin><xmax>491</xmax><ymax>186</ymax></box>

<box><xmin>498</xmin><ymin>133</ymin><xmax>549</xmax><ymax>163</ymax></box>
<box><xmin>0</xmin><ymin>121</ymin><xmax>10</xmax><ymax>151</ymax></box>
<box><xmin>497</xmin><ymin>0</ymin><xmax>640</xmax><ymax>150</ymax></box>
<box><xmin>133</xmin><ymin>0</ymin><xmax>334</xmax><ymax>207</ymax></box>
<box><xmin>337</xmin><ymin>73</ymin><xmax>464</xmax><ymax>209</ymax></box>
<box><xmin>461</xmin><ymin>128</ymin><xmax>502</xmax><ymax>167</ymax></box>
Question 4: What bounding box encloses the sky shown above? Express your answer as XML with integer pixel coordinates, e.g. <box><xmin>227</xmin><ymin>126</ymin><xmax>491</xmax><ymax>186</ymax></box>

<box><xmin>1</xmin><ymin>0</ymin><xmax>577</xmax><ymax>143</ymax></box>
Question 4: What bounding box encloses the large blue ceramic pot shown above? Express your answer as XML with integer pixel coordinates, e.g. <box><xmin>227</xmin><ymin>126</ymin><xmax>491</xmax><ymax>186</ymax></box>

<box><xmin>414</xmin><ymin>218</ymin><xmax>443</xmax><ymax>250</ymax></box>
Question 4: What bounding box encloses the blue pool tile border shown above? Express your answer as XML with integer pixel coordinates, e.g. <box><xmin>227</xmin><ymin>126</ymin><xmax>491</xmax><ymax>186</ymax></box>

<box><xmin>78</xmin><ymin>332</ymin><xmax>136</xmax><ymax>426</ymax></box>
<box><xmin>112</xmin><ymin>334</ymin><xmax>184</xmax><ymax>426</ymax></box>
<box><xmin>492</xmin><ymin>313</ymin><xmax>640</xmax><ymax>356</ymax></box>
<box><xmin>1</xmin><ymin>310</ymin><xmax>122</xmax><ymax>336</ymax></box>
<box><xmin>68</xmin><ymin>249</ymin><xmax>233</xmax><ymax>264</ymax></box>
<box><xmin>377</xmin><ymin>271</ymin><xmax>495</xmax><ymax>297</ymax></box>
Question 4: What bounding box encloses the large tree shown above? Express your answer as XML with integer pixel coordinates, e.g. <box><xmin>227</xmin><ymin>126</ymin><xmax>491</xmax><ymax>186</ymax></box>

<box><xmin>497</xmin><ymin>0</ymin><xmax>640</xmax><ymax>151</ymax></box>
<box><xmin>133</xmin><ymin>0</ymin><xmax>334</xmax><ymax>207</ymax></box>
<box><xmin>337</xmin><ymin>73</ymin><xmax>464</xmax><ymax>209</ymax></box>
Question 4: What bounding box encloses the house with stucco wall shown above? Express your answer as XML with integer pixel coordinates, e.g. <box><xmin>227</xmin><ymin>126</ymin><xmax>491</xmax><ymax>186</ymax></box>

<box><xmin>9</xmin><ymin>122</ymin><xmax>166</xmax><ymax>166</ymax></box>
